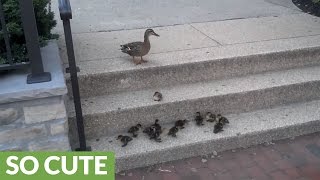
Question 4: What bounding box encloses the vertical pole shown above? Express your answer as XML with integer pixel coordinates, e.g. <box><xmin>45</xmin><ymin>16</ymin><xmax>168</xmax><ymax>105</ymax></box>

<box><xmin>63</xmin><ymin>19</ymin><xmax>88</xmax><ymax>151</ymax></box>
<box><xmin>19</xmin><ymin>0</ymin><xmax>51</xmax><ymax>84</ymax></box>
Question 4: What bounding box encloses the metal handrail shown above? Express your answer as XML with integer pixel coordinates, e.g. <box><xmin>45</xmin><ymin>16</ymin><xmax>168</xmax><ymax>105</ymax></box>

<box><xmin>0</xmin><ymin>0</ymin><xmax>51</xmax><ymax>84</ymax></box>
<box><xmin>59</xmin><ymin>0</ymin><xmax>90</xmax><ymax>151</ymax></box>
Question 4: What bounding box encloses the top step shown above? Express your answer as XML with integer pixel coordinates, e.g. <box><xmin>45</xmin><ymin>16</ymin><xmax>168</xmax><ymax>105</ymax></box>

<box><xmin>60</xmin><ymin>14</ymin><xmax>320</xmax><ymax>97</ymax></box>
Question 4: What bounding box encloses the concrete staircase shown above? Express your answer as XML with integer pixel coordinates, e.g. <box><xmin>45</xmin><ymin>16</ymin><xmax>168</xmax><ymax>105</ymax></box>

<box><xmin>62</xmin><ymin>13</ymin><xmax>320</xmax><ymax>172</ymax></box>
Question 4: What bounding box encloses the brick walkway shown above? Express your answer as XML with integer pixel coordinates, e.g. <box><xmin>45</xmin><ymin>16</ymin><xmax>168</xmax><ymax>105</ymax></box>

<box><xmin>116</xmin><ymin>132</ymin><xmax>320</xmax><ymax>180</ymax></box>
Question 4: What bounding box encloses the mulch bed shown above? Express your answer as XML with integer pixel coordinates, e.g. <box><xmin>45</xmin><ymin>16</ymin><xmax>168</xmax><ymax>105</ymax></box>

<box><xmin>293</xmin><ymin>0</ymin><xmax>320</xmax><ymax>17</ymax></box>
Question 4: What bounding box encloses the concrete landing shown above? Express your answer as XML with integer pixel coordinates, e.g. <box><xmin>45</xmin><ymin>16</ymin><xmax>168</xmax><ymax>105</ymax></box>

<box><xmin>52</xmin><ymin>0</ymin><xmax>301</xmax><ymax>33</ymax></box>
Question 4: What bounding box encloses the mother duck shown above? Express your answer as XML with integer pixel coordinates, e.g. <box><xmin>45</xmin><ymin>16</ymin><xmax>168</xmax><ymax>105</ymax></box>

<box><xmin>120</xmin><ymin>29</ymin><xmax>159</xmax><ymax>65</ymax></box>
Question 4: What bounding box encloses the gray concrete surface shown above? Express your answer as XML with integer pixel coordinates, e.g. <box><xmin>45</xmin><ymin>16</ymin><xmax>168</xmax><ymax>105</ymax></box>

<box><xmin>89</xmin><ymin>99</ymin><xmax>320</xmax><ymax>172</ymax></box>
<box><xmin>52</xmin><ymin>0</ymin><xmax>301</xmax><ymax>34</ymax></box>
<box><xmin>68</xmin><ymin>35</ymin><xmax>320</xmax><ymax>97</ymax></box>
<box><xmin>58</xmin><ymin>14</ymin><xmax>320</xmax><ymax>64</ymax></box>
<box><xmin>0</xmin><ymin>42</ymin><xmax>67</xmax><ymax>104</ymax></box>
<box><xmin>68</xmin><ymin>65</ymin><xmax>320</xmax><ymax>139</ymax></box>
<box><xmin>192</xmin><ymin>13</ymin><xmax>320</xmax><ymax>44</ymax></box>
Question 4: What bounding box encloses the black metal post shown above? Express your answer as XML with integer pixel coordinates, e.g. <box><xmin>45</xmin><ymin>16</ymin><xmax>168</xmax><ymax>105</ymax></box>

<box><xmin>19</xmin><ymin>0</ymin><xmax>51</xmax><ymax>84</ymax></box>
<box><xmin>59</xmin><ymin>0</ymin><xmax>90</xmax><ymax>151</ymax></box>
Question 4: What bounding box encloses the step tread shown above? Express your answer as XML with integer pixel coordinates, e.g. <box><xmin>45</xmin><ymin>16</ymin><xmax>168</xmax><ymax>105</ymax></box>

<box><xmin>89</xmin><ymin>99</ymin><xmax>320</xmax><ymax>161</ymax></box>
<box><xmin>69</xmin><ymin>65</ymin><xmax>320</xmax><ymax>117</ymax></box>
<box><xmin>74</xmin><ymin>34</ymin><xmax>320</xmax><ymax>77</ymax></box>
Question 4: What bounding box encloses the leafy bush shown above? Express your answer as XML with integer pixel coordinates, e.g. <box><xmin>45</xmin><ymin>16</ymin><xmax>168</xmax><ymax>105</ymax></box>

<box><xmin>0</xmin><ymin>0</ymin><xmax>57</xmax><ymax>65</ymax></box>
<box><xmin>312</xmin><ymin>0</ymin><xmax>320</xmax><ymax>4</ymax></box>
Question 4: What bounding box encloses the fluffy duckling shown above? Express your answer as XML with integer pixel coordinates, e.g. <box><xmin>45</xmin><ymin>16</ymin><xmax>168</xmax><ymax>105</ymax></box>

<box><xmin>213</xmin><ymin>121</ymin><xmax>224</xmax><ymax>134</ymax></box>
<box><xmin>143</xmin><ymin>120</ymin><xmax>162</xmax><ymax>142</ymax></box>
<box><xmin>175</xmin><ymin>119</ymin><xmax>188</xmax><ymax>129</ymax></box>
<box><xmin>168</xmin><ymin>126</ymin><xmax>179</xmax><ymax>137</ymax></box>
<box><xmin>149</xmin><ymin>126</ymin><xmax>162</xmax><ymax>142</ymax></box>
<box><xmin>195</xmin><ymin>112</ymin><xmax>204</xmax><ymax>126</ymax></box>
<box><xmin>117</xmin><ymin>135</ymin><xmax>133</xmax><ymax>147</ymax></box>
<box><xmin>152</xmin><ymin>119</ymin><xmax>162</xmax><ymax>133</ymax></box>
<box><xmin>153</xmin><ymin>92</ymin><xmax>163</xmax><ymax>101</ymax></box>
<box><xmin>206</xmin><ymin>112</ymin><xmax>217</xmax><ymax>123</ymax></box>
<box><xmin>217</xmin><ymin>114</ymin><xmax>229</xmax><ymax>125</ymax></box>
<box><xmin>120</xmin><ymin>29</ymin><xmax>159</xmax><ymax>65</ymax></box>
<box><xmin>128</xmin><ymin>124</ymin><xmax>142</xmax><ymax>137</ymax></box>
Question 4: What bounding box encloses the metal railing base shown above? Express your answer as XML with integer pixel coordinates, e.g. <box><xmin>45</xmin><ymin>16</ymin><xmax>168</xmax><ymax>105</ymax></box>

<box><xmin>27</xmin><ymin>72</ymin><xmax>52</xmax><ymax>84</ymax></box>
<box><xmin>75</xmin><ymin>146</ymin><xmax>92</xmax><ymax>151</ymax></box>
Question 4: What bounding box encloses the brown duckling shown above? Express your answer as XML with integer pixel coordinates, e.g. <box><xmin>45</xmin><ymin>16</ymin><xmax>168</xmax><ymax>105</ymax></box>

<box><xmin>143</xmin><ymin>120</ymin><xmax>162</xmax><ymax>142</ymax></box>
<box><xmin>149</xmin><ymin>126</ymin><xmax>162</xmax><ymax>142</ymax></box>
<box><xmin>120</xmin><ymin>29</ymin><xmax>159</xmax><ymax>65</ymax></box>
<box><xmin>213</xmin><ymin>120</ymin><xmax>224</xmax><ymax>134</ymax></box>
<box><xmin>206</xmin><ymin>112</ymin><xmax>217</xmax><ymax>123</ymax></box>
<box><xmin>117</xmin><ymin>135</ymin><xmax>133</xmax><ymax>147</ymax></box>
<box><xmin>217</xmin><ymin>114</ymin><xmax>229</xmax><ymax>125</ymax></box>
<box><xmin>128</xmin><ymin>124</ymin><xmax>142</xmax><ymax>137</ymax></box>
<box><xmin>153</xmin><ymin>92</ymin><xmax>163</xmax><ymax>101</ymax></box>
<box><xmin>195</xmin><ymin>112</ymin><xmax>204</xmax><ymax>126</ymax></box>
<box><xmin>175</xmin><ymin>119</ymin><xmax>188</xmax><ymax>129</ymax></box>
<box><xmin>152</xmin><ymin>119</ymin><xmax>162</xmax><ymax>133</ymax></box>
<box><xmin>168</xmin><ymin>126</ymin><xmax>179</xmax><ymax>137</ymax></box>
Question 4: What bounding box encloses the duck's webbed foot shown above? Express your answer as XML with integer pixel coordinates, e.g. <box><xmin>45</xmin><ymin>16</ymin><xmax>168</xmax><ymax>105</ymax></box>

<box><xmin>132</xmin><ymin>56</ymin><xmax>141</xmax><ymax>65</ymax></box>
<box><xmin>141</xmin><ymin>56</ymin><xmax>148</xmax><ymax>63</ymax></box>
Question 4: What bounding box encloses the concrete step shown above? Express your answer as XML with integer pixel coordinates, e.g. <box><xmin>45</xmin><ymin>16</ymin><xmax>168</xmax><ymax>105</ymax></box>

<box><xmin>67</xmin><ymin>35</ymin><xmax>320</xmax><ymax>98</ymax></box>
<box><xmin>68</xmin><ymin>65</ymin><xmax>320</xmax><ymax>140</ymax></box>
<box><xmin>89</xmin><ymin>99</ymin><xmax>320</xmax><ymax>172</ymax></box>
<box><xmin>62</xmin><ymin>14</ymin><xmax>320</xmax><ymax>98</ymax></box>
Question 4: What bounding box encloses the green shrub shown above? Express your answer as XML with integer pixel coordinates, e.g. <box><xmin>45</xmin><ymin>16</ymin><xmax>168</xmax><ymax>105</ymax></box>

<box><xmin>0</xmin><ymin>0</ymin><xmax>57</xmax><ymax>65</ymax></box>
<box><xmin>312</xmin><ymin>0</ymin><xmax>320</xmax><ymax>4</ymax></box>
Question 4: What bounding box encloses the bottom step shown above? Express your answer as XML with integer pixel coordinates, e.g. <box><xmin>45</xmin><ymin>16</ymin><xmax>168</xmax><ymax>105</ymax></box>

<box><xmin>89</xmin><ymin>100</ymin><xmax>320</xmax><ymax>172</ymax></box>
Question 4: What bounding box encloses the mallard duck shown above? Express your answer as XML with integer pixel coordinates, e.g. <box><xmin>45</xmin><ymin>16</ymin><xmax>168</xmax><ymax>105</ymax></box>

<box><xmin>120</xmin><ymin>29</ymin><xmax>159</xmax><ymax>65</ymax></box>
<box><xmin>143</xmin><ymin>119</ymin><xmax>162</xmax><ymax>142</ymax></box>
<box><xmin>168</xmin><ymin>126</ymin><xmax>179</xmax><ymax>137</ymax></box>
<box><xmin>128</xmin><ymin>124</ymin><xmax>142</xmax><ymax>137</ymax></box>
<box><xmin>153</xmin><ymin>92</ymin><xmax>163</xmax><ymax>101</ymax></box>
<box><xmin>195</xmin><ymin>112</ymin><xmax>204</xmax><ymax>126</ymax></box>
<box><xmin>213</xmin><ymin>120</ymin><xmax>224</xmax><ymax>134</ymax></box>
<box><xmin>217</xmin><ymin>114</ymin><xmax>229</xmax><ymax>125</ymax></box>
<box><xmin>175</xmin><ymin>119</ymin><xmax>188</xmax><ymax>129</ymax></box>
<box><xmin>117</xmin><ymin>135</ymin><xmax>133</xmax><ymax>147</ymax></box>
<box><xmin>206</xmin><ymin>112</ymin><xmax>217</xmax><ymax>123</ymax></box>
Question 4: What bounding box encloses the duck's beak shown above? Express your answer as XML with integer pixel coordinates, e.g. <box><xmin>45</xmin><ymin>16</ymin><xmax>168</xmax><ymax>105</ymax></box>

<box><xmin>153</xmin><ymin>32</ymin><xmax>160</xmax><ymax>37</ymax></box>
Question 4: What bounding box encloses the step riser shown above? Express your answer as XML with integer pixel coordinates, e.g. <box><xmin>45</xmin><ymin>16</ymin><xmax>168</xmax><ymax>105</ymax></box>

<box><xmin>68</xmin><ymin>48</ymin><xmax>320</xmax><ymax>98</ymax></box>
<box><xmin>69</xmin><ymin>80</ymin><xmax>320</xmax><ymax>139</ymax></box>
<box><xmin>115</xmin><ymin>120</ymin><xmax>320</xmax><ymax>172</ymax></box>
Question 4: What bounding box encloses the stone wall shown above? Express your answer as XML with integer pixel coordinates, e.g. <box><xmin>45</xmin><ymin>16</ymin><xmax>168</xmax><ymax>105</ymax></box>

<box><xmin>0</xmin><ymin>42</ymin><xmax>71</xmax><ymax>151</ymax></box>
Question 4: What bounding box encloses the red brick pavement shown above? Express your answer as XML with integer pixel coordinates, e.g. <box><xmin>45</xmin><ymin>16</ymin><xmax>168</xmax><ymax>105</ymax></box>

<box><xmin>116</xmin><ymin>133</ymin><xmax>320</xmax><ymax>180</ymax></box>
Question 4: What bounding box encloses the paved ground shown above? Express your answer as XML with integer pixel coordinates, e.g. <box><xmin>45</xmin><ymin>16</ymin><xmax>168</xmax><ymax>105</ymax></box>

<box><xmin>52</xmin><ymin>0</ymin><xmax>301</xmax><ymax>34</ymax></box>
<box><xmin>116</xmin><ymin>132</ymin><xmax>320</xmax><ymax>180</ymax></box>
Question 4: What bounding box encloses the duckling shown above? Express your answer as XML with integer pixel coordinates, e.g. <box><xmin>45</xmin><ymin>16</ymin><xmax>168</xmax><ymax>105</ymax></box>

<box><xmin>175</xmin><ymin>119</ymin><xmax>188</xmax><ymax>129</ymax></box>
<box><xmin>143</xmin><ymin>120</ymin><xmax>162</xmax><ymax>142</ymax></box>
<box><xmin>195</xmin><ymin>112</ymin><xmax>204</xmax><ymax>126</ymax></box>
<box><xmin>168</xmin><ymin>126</ymin><xmax>179</xmax><ymax>137</ymax></box>
<box><xmin>217</xmin><ymin>114</ymin><xmax>229</xmax><ymax>125</ymax></box>
<box><xmin>120</xmin><ymin>29</ymin><xmax>160</xmax><ymax>65</ymax></box>
<box><xmin>153</xmin><ymin>92</ymin><xmax>163</xmax><ymax>101</ymax></box>
<box><xmin>117</xmin><ymin>135</ymin><xmax>133</xmax><ymax>147</ymax></box>
<box><xmin>149</xmin><ymin>126</ymin><xmax>162</xmax><ymax>142</ymax></box>
<box><xmin>213</xmin><ymin>120</ymin><xmax>224</xmax><ymax>134</ymax></box>
<box><xmin>206</xmin><ymin>112</ymin><xmax>217</xmax><ymax>123</ymax></box>
<box><xmin>152</xmin><ymin>119</ymin><xmax>162</xmax><ymax>134</ymax></box>
<box><xmin>128</xmin><ymin>124</ymin><xmax>142</xmax><ymax>137</ymax></box>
